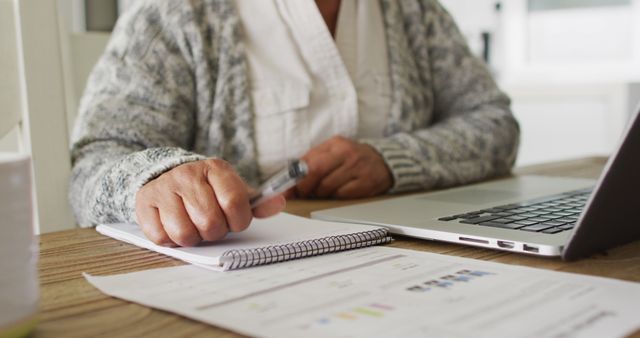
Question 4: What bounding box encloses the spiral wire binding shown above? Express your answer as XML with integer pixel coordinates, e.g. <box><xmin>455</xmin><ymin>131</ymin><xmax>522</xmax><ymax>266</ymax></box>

<box><xmin>221</xmin><ymin>229</ymin><xmax>392</xmax><ymax>270</ymax></box>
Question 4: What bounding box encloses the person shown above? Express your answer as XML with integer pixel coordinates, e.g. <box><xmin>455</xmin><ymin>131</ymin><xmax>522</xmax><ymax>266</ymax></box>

<box><xmin>69</xmin><ymin>0</ymin><xmax>520</xmax><ymax>247</ymax></box>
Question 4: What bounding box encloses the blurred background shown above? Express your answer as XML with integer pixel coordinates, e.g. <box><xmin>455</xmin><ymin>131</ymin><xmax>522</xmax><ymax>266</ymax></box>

<box><xmin>1</xmin><ymin>0</ymin><xmax>639</xmax><ymax>232</ymax></box>
<box><xmin>442</xmin><ymin>0</ymin><xmax>640</xmax><ymax>166</ymax></box>
<box><xmin>2</xmin><ymin>0</ymin><xmax>639</xmax><ymax>163</ymax></box>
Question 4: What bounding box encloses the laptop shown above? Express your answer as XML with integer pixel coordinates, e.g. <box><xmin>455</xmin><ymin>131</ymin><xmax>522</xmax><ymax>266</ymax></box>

<box><xmin>312</xmin><ymin>107</ymin><xmax>640</xmax><ymax>260</ymax></box>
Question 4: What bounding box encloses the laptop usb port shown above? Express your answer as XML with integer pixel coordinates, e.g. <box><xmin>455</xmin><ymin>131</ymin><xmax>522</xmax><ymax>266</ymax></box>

<box><xmin>497</xmin><ymin>241</ymin><xmax>514</xmax><ymax>249</ymax></box>
<box><xmin>523</xmin><ymin>244</ymin><xmax>539</xmax><ymax>253</ymax></box>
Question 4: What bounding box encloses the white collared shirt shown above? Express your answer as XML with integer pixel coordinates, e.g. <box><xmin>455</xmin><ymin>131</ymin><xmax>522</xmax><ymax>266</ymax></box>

<box><xmin>235</xmin><ymin>0</ymin><xmax>391</xmax><ymax>180</ymax></box>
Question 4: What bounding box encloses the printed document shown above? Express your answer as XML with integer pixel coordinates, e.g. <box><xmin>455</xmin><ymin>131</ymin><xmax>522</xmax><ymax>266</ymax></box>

<box><xmin>86</xmin><ymin>247</ymin><xmax>640</xmax><ymax>338</ymax></box>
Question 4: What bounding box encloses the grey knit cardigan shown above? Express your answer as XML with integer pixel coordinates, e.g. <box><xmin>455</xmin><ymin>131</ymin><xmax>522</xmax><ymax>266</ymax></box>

<box><xmin>69</xmin><ymin>0</ymin><xmax>520</xmax><ymax>227</ymax></box>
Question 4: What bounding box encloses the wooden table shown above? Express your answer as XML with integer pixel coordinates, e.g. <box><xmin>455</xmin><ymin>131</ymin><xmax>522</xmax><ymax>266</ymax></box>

<box><xmin>35</xmin><ymin>157</ymin><xmax>640</xmax><ymax>337</ymax></box>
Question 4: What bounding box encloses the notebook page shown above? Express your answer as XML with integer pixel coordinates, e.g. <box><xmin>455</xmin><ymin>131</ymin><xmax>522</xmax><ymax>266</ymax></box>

<box><xmin>96</xmin><ymin>212</ymin><xmax>387</xmax><ymax>269</ymax></box>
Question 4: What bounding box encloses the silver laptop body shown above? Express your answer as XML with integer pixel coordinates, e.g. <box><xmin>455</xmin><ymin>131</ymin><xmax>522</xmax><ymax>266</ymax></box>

<box><xmin>312</xmin><ymin>108</ymin><xmax>640</xmax><ymax>260</ymax></box>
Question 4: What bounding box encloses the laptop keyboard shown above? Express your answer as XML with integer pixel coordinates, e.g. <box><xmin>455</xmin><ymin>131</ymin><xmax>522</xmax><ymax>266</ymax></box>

<box><xmin>438</xmin><ymin>188</ymin><xmax>593</xmax><ymax>234</ymax></box>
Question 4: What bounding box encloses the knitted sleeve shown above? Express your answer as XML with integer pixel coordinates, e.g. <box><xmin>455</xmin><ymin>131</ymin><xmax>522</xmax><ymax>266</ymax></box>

<box><xmin>364</xmin><ymin>0</ymin><xmax>520</xmax><ymax>193</ymax></box>
<box><xmin>69</xmin><ymin>0</ymin><xmax>205</xmax><ymax>227</ymax></box>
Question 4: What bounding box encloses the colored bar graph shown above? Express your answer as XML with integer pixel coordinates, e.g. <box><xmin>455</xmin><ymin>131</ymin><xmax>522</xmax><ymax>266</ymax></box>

<box><xmin>354</xmin><ymin>307</ymin><xmax>384</xmax><ymax>317</ymax></box>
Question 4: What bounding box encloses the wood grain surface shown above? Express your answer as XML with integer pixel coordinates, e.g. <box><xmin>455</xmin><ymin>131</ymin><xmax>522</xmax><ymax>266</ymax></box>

<box><xmin>34</xmin><ymin>157</ymin><xmax>640</xmax><ymax>337</ymax></box>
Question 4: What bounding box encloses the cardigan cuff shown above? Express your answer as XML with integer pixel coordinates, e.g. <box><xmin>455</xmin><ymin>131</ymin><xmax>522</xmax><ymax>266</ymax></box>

<box><xmin>361</xmin><ymin>137</ymin><xmax>427</xmax><ymax>193</ymax></box>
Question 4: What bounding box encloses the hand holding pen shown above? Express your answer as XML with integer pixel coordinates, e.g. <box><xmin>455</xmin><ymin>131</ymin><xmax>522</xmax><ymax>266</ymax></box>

<box><xmin>250</xmin><ymin>159</ymin><xmax>308</xmax><ymax>208</ymax></box>
<box><xmin>135</xmin><ymin>159</ymin><xmax>306</xmax><ymax>247</ymax></box>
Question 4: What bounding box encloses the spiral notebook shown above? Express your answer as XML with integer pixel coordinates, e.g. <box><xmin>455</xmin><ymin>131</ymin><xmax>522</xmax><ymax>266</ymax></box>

<box><xmin>96</xmin><ymin>213</ymin><xmax>392</xmax><ymax>271</ymax></box>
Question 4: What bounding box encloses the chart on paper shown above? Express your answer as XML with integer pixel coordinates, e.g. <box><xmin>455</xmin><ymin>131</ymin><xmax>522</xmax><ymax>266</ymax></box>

<box><xmin>86</xmin><ymin>247</ymin><xmax>640</xmax><ymax>338</ymax></box>
<box><xmin>192</xmin><ymin>251</ymin><xmax>518</xmax><ymax>337</ymax></box>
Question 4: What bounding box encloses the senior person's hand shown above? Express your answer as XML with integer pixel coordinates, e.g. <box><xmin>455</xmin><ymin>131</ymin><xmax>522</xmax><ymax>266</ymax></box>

<box><xmin>135</xmin><ymin>159</ymin><xmax>286</xmax><ymax>247</ymax></box>
<box><xmin>295</xmin><ymin>136</ymin><xmax>393</xmax><ymax>199</ymax></box>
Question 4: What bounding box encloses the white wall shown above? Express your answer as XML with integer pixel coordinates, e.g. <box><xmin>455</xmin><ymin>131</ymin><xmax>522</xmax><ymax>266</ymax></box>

<box><xmin>442</xmin><ymin>0</ymin><xmax>639</xmax><ymax>166</ymax></box>
<box><xmin>502</xmin><ymin>2</ymin><xmax>640</xmax><ymax>84</ymax></box>
<box><xmin>528</xmin><ymin>7</ymin><xmax>633</xmax><ymax>66</ymax></box>
<box><xmin>506</xmin><ymin>83</ymin><xmax>632</xmax><ymax>166</ymax></box>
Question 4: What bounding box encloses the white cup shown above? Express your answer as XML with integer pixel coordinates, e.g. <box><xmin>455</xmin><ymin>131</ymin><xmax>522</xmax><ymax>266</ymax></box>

<box><xmin>0</xmin><ymin>153</ymin><xmax>38</xmax><ymax>335</ymax></box>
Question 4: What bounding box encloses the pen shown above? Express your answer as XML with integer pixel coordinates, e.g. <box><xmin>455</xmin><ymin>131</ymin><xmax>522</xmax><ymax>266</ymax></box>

<box><xmin>250</xmin><ymin>159</ymin><xmax>308</xmax><ymax>208</ymax></box>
